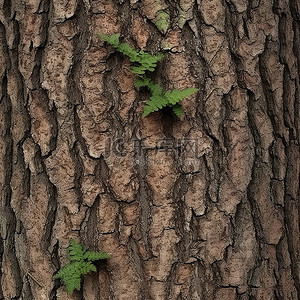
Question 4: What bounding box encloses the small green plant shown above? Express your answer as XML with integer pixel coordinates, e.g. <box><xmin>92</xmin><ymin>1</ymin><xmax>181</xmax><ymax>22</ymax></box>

<box><xmin>99</xmin><ymin>33</ymin><xmax>198</xmax><ymax>117</ymax></box>
<box><xmin>53</xmin><ymin>239</ymin><xmax>110</xmax><ymax>294</ymax></box>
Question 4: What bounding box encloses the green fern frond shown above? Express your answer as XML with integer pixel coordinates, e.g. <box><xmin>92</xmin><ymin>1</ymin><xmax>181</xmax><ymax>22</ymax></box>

<box><xmin>117</xmin><ymin>43</ymin><xmax>139</xmax><ymax>62</ymax></box>
<box><xmin>134</xmin><ymin>77</ymin><xmax>150</xmax><ymax>89</ymax></box>
<box><xmin>142</xmin><ymin>88</ymin><xmax>198</xmax><ymax>117</ymax></box>
<box><xmin>68</xmin><ymin>239</ymin><xmax>85</xmax><ymax>261</ymax></box>
<box><xmin>64</xmin><ymin>274</ymin><xmax>81</xmax><ymax>294</ymax></box>
<box><xmin>53</xmin><ymin>239</ymin><xmax>110</xmax><ymax>294</ymax></box>
<box><xmin>84</xmin><ymin>250</ymin><xmax>111</xmax><ymax>261</ymax></box>
<box><xmin>143</xmin><ymin>103</ymin><xmax>159</xmax><ymax>118</ymax></box>
<box><xmin>98</xmin><ymin>33</ymin><xmax>198</xmax><ymax>118</ymax></box>
<box><xmin>147</xmin><ymin>81</ymin><xmax>164</xmax><ymax>96</ymax></box>
<box><xmin>164</xmin><ymin>88</ymin><xmax>199</xmax><ymax>106</ymax></box>
<box><xmin>134</xmin><ymin>77</ymin><xmax>163</xmax><ymax>96</ymax></box>
<box><xmin>137</xmin><ymin>52</ymin><xmax>163</xmax><ymax>72</ymax></box>
<box><xmin>98</xmin><ymin>33</ymin><xmax>120</xmax><ymax>48</ymax></box>
<box><xmin>149</xmin><ymin>83</ymin><xmax>163</xmax><ymax>95</ymax></box>
<box><xmin>79</xmin><ymin>261</ymin><xmax>97</xmax><ymax>275</ymax></box>
<box><xmin>142</xmin><ymin>94</ymin><xmax>168</xmax><ymax>117</ymax></box>
<box><xmin>172</xmin><ymin>104</ymin><xmax>184</xmax><ymax>116</ymax></box>
<box><xmin>99</xmin><ymin>33</ymin><xmax>163</xmax><ymax>73</ymax></box>
<box><xmin>131</xmin><ymin>65</ymin><xmax>146</xmax><ymax>75</ymax></box>
<box><xmin>53</xmin><ymin>261</ymin><xmax>82</xmax><ymax>294</ymax></box>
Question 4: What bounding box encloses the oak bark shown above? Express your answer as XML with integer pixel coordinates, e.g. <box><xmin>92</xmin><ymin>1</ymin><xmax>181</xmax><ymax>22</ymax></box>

<box><xmin>1</xmin><ymin>0</ymin><xmax>300</xmax><ymax>299</ymax></box>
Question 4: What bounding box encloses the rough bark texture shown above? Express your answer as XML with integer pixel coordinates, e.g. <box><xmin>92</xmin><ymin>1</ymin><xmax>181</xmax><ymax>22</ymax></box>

<box><xmin>0</xmin><ymin>0</ymin><xmax>300</xmax><ymax>299</ymax></box>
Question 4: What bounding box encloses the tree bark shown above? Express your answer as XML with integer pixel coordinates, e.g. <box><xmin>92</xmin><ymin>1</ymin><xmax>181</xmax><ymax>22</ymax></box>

<box><xmin>0</xmin><ymin>0</ymin><xmax>300</xmax><ymax>299</ymax></box>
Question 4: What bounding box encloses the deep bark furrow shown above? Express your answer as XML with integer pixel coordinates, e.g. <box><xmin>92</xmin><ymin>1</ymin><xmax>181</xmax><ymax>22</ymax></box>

<box><xmin>0</xmin><ymin>12</ymin><xmax>26</xmax><ymax>297</ymax></box>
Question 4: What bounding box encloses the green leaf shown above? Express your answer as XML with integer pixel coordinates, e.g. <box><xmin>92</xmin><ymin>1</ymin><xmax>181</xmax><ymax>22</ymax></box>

<box><xmin>142</xmin><ymin>94</ymin><xmax>168</xmax><ymax>117</ymax></box>
<box><xmin>80</xmin><ymin>261</ymin><xmax>97</xmax><ymax>275</ymax></box>
<box><xmin>84</xmin><ymin>251</ymin><xmax>111</xmax><ymax>261</ymax></box>
<box><xmin>142</xmin><ymin>105</ymin><xmax>156</xmax><ymax>117</ymax></box>
<box><xmin>134</xmin><ymin>77</ymin><xmax>149</xmax><ymax>89</ymax></box>
<box><xmin>117</xmin><ymin>43</ymin><xmax>139</xmax><ymax>62</ymax></box>
<box><xmin>149</xmin><ymin>83</ymin><xmax>163</xmax><ymax>95</ymax></box>
<box><xmin>53</xmin><ymin>239</ymin><xmax>110</xmax><ymax>294</ymax></box>
<box><xmin>65</xmin><ymin>274</ymin><xmax>81</xmax><ymax>294</ymax></box>
<box><xmin>54</xmin><ymin>261</ymin><xmax>82</xmax><ymax>280</ymax></box>
<box><xmin>98</xmin><ymin>33</ymin><xmax>197</xmax><ymax>118</ymax></box>
<box><xmin>172</xmin><ymin>104</ymin><xmax>184</xmax><ymax>116</ymax></box>
<box><xmin>165</xmin><ymin>88</ymin><xmax>198</xmax><ymax>105</ymax></box>
<box><xmin>137</xmin><ymin>52</ymin><xmax>163</xmax><ymax>72</ymax></box>
<box><xmin>99</xmin><ymin>33</ymin><xmax>120</xmax><ymax>48</ymax></box>
<box><xmin>135</xmin><ymin>77</ymin><xmax>163</xmax><ymax>95</ymax></box>
<box><xmin>68</xmin><ymin>239</ymin><xmax>85</xmax><ymax>261</ymax></box>
<box><xmin>131</xmin><ymin>66</ymin><xmax>146</xmax><ymax>75</ymax></box>
<box><xmin>99</xmin><ymin>33</ymin><xmax>162</xmax><ymax>73</ymax></box>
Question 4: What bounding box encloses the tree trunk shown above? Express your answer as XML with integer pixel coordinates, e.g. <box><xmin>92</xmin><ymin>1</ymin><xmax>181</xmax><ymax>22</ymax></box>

<box><xmin>1</xmin><ymin>0</ymin><xmax>300</xmax><ymax>299</ymax></box>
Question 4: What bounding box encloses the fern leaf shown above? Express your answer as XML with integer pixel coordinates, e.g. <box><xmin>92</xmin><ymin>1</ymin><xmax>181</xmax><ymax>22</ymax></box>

<box><xmin>172</xmin><ymin>104</ymin><xmax>184</xmax><ymax>116</ymax></box>
<box><xmin>134</xmin><ymin>77</ymin><xmax>150</xmax><ymax>89</ymax></box>
<box><xmin>147</xmin><ymin>67</ymin><xmax>155</xmax><ymax>72</ymax></box>
<box><xmin>98</xmin><ymin>33</ymin><xmax>120</xmax><ymax>48</ymax></box>
<box><xmin>143</xmin><ymin>101</ymin><xmax>160</xmax><ymax>116</ymax></box>
<box><xmin>54</xmin><ymin>262</ymin><xmax>82</xmax><ymax>293</ymax></box>
<box><xmin>108</xmin><ymin>34</ymin><xmax>120</xmax><ymax>48</ymax></box>
<box><xmin>165</xmin><ymin>88</ymin><xmax>198</xmax><ymax>105</ymax></box>
<box><xmin>142</xmin><ymin>87</ymin><xmax>197</xmax><ymax>117</ymax></box>
<box><xmin>164</xmin><ymin>90</ymin><xmax>181</xmax><ymax>105</ymax></box>
<box><xmin>140</xmin><ymin>52</ymin><xmax>163</xmax><ymax>65</ymax></box>
<box><xmin>134</xmin><ymin>77</ymin><xmax>163</xmax><ymax>95</ymax></box>
<box><xmin>84</xmin><ymin>251</ymin><xmax>111</xmax><ymax>261</ymax></box>
<box><xmin>54</xmin><ymin>261</ymin><xmax>82</xmax><ymax>280</ymax></box>
<box><xmin>151</xmin><ymin>94</ymin><xmax>168</xmax><ymax>108</ymax></box>
<box><xmin>64</xmin><ymin>274</ymin><xmax>81</xmax><ymax>294</ymax></box>
<box><xmin>180</xmin><ymin>88</ymin><xmax>199</xmax><ymax>97</ymax></box>
<box><xmin>80</xmin><ymin>261</ymin><xmax>97</xmax><ymax>275</ymax></box>
<box><xmin>148</xmin><ymin>82</ymin><xmax>163</xmax><ymax>96</ymax></box>
<box><xmin>138</xmin><ymin>52</ymin><xmax>163</xmax><ymax>72</ymax></box>
<box><xmin>117</xmin><ymin>43</ymin><xmax>139</xmax><ymax>62</ymax></box>
<box><xmin>138</xmin><ymin>53</ymin><xmax>152</xmax><ymax>65</ymax></box>
<box><xmin>98</xmin><ymin>33</ymin><xmax>197</xmax><ymax>117</ymax></box>
<box><xmin>54</xmin><ymin>260</ymin><xmax>97</xmax><ymax>293</ymax></box>
<box><xmin>54</xmin><ymin>239</ymin><xmax>111</xmax><ymax>294</ymax></box>
<box><xmin>68</xmin><ymin>239</ymin><xmax>85</xmax><ymax>261</ymax></box>
<box><xmin>142</xmin><ymin>94</ymin><xmax>168</xmax><ymax>117</ymax></box>
<box><xmin>142</xmin><ymin>105</ymin><xmax>156</xmax><ymax>118</ymax></box>
<box><xmin>131</xmin><ymin>65</ymin><xmax>146</xmax><ymax>75</ymax></box>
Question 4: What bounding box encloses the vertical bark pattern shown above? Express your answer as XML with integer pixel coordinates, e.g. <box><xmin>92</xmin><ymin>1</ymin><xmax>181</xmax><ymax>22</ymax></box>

<box><xmin>0</xmin><ymin>0</ymin><xmax>299</xmax><ymax>299</ymax></box>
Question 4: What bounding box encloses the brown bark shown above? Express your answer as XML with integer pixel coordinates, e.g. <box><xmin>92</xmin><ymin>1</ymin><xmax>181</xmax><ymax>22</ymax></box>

<box><xmin>0</xmin><ymin>0</ymin><xmax>300</xmax><ymax>299</ymax></box>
